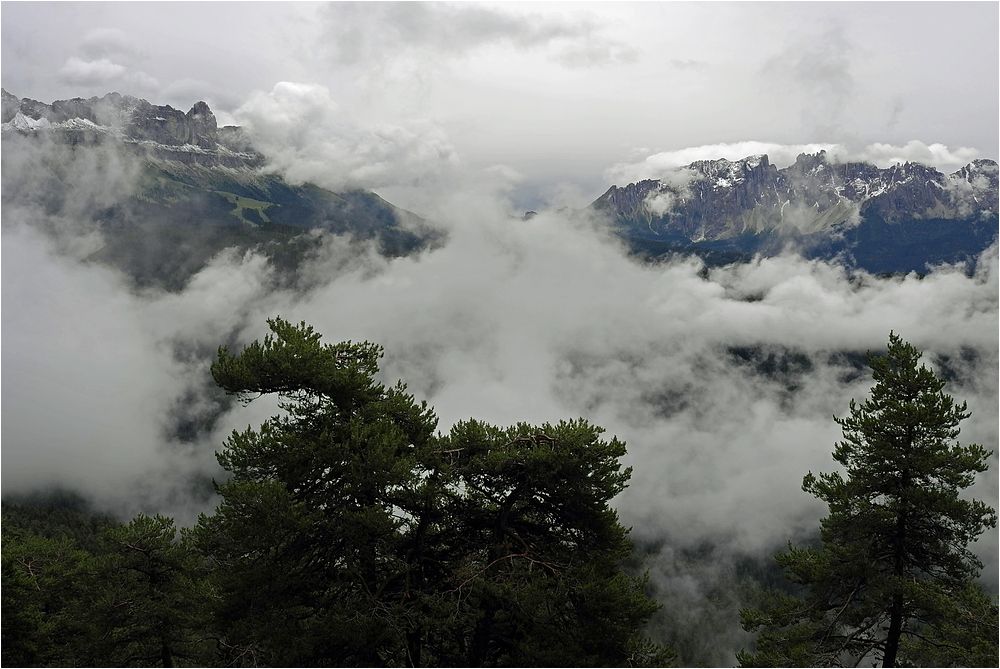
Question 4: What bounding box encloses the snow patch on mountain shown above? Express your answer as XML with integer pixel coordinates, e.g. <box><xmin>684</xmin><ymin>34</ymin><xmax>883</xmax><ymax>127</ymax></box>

<box><xmin>2</xmin><ymin>88</ymin><xmax>264</xmax><ymax>170</ymax></box>
<box><xmin>595</xmin><ymin>150</ymin><xmax>999</xmax><ymax>243</ymax></box>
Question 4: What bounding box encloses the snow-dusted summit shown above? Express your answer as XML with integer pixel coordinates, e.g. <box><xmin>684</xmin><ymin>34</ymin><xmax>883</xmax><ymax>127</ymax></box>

<box><xmin>1</xmin><ymin>88</ymin><xmax>261</xmax><ymax>169</ymax></box>
<box><xmin>594</xmin><ymin>152</ymin><xmax>998</xmax><ymax>239</ymax></box>
<box><xmin>591</xmin><ymin>151</ymin><xmax>998</xmax><ymax>272</ymax></box>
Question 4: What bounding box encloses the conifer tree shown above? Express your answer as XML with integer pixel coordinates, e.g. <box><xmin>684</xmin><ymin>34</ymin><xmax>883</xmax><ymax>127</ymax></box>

<box><xmin>85</xmin><ymin>515</ymin><xmax>211</xmax><ymax>667</ymax></box>
<box><xmin>192</xmin><ymin>317</ymin><xmax>671</xmax><ymax>666</ymax></box>
<box><xmin>739</xmin><ymin>333</ymin><xmax>997</xmax><ymax>667</ymax></box>
<box><xmin>1</xmin><ymin>524</ymin><xmax>93</xmax><ymax>666</ymax></box>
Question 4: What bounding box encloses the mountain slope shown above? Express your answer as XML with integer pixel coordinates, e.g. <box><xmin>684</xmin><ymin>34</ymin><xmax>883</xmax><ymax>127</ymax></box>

<box><xmin>591</xmin><ymin>152</ymin><xmax>998</xmax><ymax>273</ymax></box>
<box><xmin>1</xmin><ymin>89</ymin><xmax>439</xmax><ymax>289</ymax></box>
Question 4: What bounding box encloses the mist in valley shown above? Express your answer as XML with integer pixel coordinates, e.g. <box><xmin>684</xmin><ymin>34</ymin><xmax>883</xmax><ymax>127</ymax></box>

<box><xmin>3</xmin><ymin>128</ymin><xmax>997</xmax><ymax>665</ymax></box>
<box><xmin>3</xmin><ymin>3</ymin><xmax>998</xmax><ymax>665</ymax></box>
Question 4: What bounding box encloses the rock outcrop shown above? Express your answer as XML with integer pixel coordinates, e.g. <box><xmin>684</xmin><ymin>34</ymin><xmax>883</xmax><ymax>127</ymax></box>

<box><xmin>1</xmin><ymin>89</ymin><xmax>441</xmax><ymax>290</ymax></box>
<box><xmin>0</xmin><ymin>89</ymin><xmax>263</xmax><ymax>168</ymax></box>
<box><xmin>593</xmin><ymin>151</ymin><xmax>999</xmax><ymax>243</ymax></box>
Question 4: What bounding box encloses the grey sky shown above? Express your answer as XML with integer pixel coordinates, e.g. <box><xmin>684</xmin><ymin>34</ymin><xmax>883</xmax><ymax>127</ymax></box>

<box><xmin>3</xmin><ymin>6</ymin><xmax>997</xmax><ymax>660</ymax></box>
<box><xmin>2</xmin><ymin>1</ymin><xmax>998</xmax><ymax>211</ymax></box>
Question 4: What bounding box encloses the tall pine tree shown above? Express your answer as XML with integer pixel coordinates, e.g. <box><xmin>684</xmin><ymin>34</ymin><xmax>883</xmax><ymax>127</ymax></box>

<box><xmin>739</xmin><ymin>333</ymin><xmax>997</xmax><ymax>667</ymax></box>
<box><xmin>191</xmin><ymin>317</ymin><xmax>671</xmax><ymax>666</ymax></box>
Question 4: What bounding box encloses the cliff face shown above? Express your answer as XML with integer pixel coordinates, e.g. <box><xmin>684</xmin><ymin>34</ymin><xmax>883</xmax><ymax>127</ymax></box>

<box><xmin>1</xmin><ymin>89</ymin><xmax>262</xmax><ymax>168</ymax></box>
<box><xmin>127</xmin><ymin>98</ymin><xmax>219</xmax><ymax>148</ymax></box>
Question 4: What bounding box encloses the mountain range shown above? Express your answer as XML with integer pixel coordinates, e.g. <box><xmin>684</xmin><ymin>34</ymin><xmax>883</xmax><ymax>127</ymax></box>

<box><xmin>594</xmin><ymin>152</ymin><xmax>998</xmax><ymax>272</ymax></box>
<box><xmin>1</xmin><ymin>89</ymin><xmax>438</xmax><ymax>289</ymax></box>
<box><xmin>3</xmin><ymin>89</ymin><xmax>997</xmax><ymax>285</ymax></box>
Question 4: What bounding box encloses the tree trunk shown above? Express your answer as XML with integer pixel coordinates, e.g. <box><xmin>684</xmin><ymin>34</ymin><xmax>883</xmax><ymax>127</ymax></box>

<box><xmin>884</xmin><ymin>485</ymin><xmax>909</xmax><ymax>668</ymax></box>
<box><xmin>406</xmin><ymin>626</ymin><xmax>422</xmax><ymax>667</ymax></box>
<box><xmin>882</xmin><ymin>594</ymin><xmax>903</xmax><ymax>667</ymax></box>
<box><xmin>160</xmin><ymin>641</ymin><xmax>173</xmax><ymax>668</ymax></box>
<box><xmin>470</xmin><ymin>602</ymin><xmax>495</xmax><ymax>667</ymax></box>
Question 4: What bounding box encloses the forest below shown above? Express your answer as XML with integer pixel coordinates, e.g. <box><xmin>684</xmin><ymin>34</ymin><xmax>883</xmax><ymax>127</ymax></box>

<box><xmin>4</xmin><ymin>6</ymin><xmax>998</xmax><ymax>666</ymax></box>
<box><xmin>3</xmin><ymin>322</ymin><xmax>996</xmax><ymax>668</ymax></box>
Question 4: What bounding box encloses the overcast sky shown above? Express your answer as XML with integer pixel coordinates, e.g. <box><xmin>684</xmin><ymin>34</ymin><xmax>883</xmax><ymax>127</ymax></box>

<box><xmin>4</xmin><ymin>6</ymin><xmax>998</xmax><ymax>661</ymax></box>
<box><xmin>3</xmin><ymin>1</ymin><xmax>998</xmax><ymax>211</ymax></box>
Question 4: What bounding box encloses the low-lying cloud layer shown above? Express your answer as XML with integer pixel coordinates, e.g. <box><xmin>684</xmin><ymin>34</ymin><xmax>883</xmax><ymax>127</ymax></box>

<box><xmin>233</xmin><ymin>82</ymin><xmax>460</xmax><ymax>192</ymax></box>
<box><xmin>3</xmin><ymin>134</ymin><xmax>997</xmax><ymax>664</ymax></box>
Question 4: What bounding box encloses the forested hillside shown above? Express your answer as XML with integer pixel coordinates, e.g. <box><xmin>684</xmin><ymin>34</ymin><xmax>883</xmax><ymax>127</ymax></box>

<box><xmin>4</xmin><ymin>324</ymin><xmax>995</xmax><ymax>667</ymax></box>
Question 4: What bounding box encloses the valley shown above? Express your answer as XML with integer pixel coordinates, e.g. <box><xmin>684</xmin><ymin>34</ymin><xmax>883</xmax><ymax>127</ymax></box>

<box><xmin>3</xmin><ymin>87</ymin><xmax>997</xmax><ymax>668</ymax></box>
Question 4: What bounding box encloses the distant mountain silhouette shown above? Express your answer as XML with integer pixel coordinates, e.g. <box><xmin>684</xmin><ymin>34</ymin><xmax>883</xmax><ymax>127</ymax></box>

<box><xmin>2</xmin><ymin>89</ymin><xmax>440</xmax><ymax>290</ymax></box>
<box><xmin>591</xmin><ymin>152</ymin><xmax>998</xmax><ymax>273</ymax></box>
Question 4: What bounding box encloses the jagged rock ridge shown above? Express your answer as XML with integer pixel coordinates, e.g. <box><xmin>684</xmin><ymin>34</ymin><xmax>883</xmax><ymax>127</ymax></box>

<box><xmin>594</xmin><ymin>152</ymin><xmax>998</xmax><ymax>239</ymax></box>
<box><xmin>1</xmin><ymin>89</ymin><xmax>440</xmax><ymax>290</ymax></box>
<box><xmin>2</xmin><ymin>88</ymin><xmax>261</xmax><ymax>169</ymax></box>
<box><xmin>592</xmin><ymin>152</ymin><xmax>998</xmax><ymax>272</ymax></box>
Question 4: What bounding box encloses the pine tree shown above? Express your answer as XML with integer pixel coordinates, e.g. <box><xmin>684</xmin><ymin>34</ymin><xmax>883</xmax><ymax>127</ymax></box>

<box><xmin>739</xmin><ymin>333</ymin><xmax>997</xmax><ymax>667</ymax></box>
<box><xmin>84</xmin><ymin>515</ymin><xmax>211</xmax><ymax>667</ymax></box>
<box><xmin>427</xmin><ymin>419</ymin><xmax>673</xmax><ymax>666</ymax></box>
<box><xmin>1</xmin><ymin>523</ymin><xmax>93</xmax><ymax>666</ymax></box>
<box><xmin>191</xmin><ymin>317</ymin><xmax>438</xmax><ymax>665</ymax></box>
<box><xmin>191</xmin><ymin>317</ymin><xmax>672</xmax><ymax>666</ymax></box>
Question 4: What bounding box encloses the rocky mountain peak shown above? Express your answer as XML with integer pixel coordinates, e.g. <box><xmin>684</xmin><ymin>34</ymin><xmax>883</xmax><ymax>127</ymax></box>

<box><xmin>688</xmin><ymin>154</ymin><xmax>772</xmax><ymax>180</ymax></box>
<box><xmin>593</xmin><ymin>151</ymin><xmax>999</xmax><ymax>248</ymax></box>
<box><xmin>1</xmin><ymin>88</ymin><xmax>20</xmax><ymax>123</ymax></box>
<box><xmin>1</xmin><ymin>89</ymin><xmax>261</xmax><ymax>168</ymax></box>
<box><xmin>951</xmin><ymin>159</ymin><xmax>1000</xmax><ymax>190</ymax></box>
<box><xmin>126</xmin><ymin>97</ymin><xmax>219</xmax><ymax>148</ymax></box>
<box><xmin>788</xmin><ymin>150</ymin><xmax>831</xmax><ymax>175</ymax></box>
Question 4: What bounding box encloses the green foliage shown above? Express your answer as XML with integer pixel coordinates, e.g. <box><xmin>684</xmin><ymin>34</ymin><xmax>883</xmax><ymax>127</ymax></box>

<box><xmin>1</xmin><ymin>521</ymin><xmax>94</xmax><ymax>666</ymax></box>
<box><xmin>83</xmin><ymin>514</ymin><xmax>212</xmax><ymax>667</ymax></box>
<box><xmin>738</xmin><ymin>333</ymin><xmax>998</xmax><ymax>667</ymax></box>
<box><xmin>2</xmin><ymin>503</ymin><xmax>212</xmax><ymax>667</ymax></box>
<box><xmin>2</xmin><ymin>492</ymin><xmax>121</xmax><ymax>553</ymax></box>
<box><xmin>193</xmin><ymin>317</ymin><xmax>673</xmax><ymax>666</ymax></box>
<box><xmin>898</xmin><ymin>580</ymin><xmax>999</xmax><ymax>667</ymax></box>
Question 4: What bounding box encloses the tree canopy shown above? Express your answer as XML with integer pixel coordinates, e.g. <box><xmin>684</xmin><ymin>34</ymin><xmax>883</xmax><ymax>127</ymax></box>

<box><xmin>10</xmin><ymin>326</ymin><xmax>993</xmax><ymax>666</ymax></box>
<box><xmin>739</xmin><ymin>333</ymin><xmax>997</xmax><ymax>667</ymax></box>
<box><xmin>191</xmin><ymin>317</ymin><xmax>673</xmax><ymax>667</ymax></box>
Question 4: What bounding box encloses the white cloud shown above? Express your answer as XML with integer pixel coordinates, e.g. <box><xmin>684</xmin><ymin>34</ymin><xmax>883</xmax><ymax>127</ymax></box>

<box><xmin>319</xmin><ymin>2</ymin><xmax>637</xmax><ymax>69</ymax></box>
<box><xmin>233</xmin><ymin>82</ymin><xmax>460</xmax><ymax>191</ymax></box>
<box><xmin>78</xmin><ymin>27</ymin><xmax>145</xmax><ymax>62</ymax></box>
<box><xmin>644</xmin><ymin>190</ymin><xmax>676</xmax><ymax>216</ymax></box>
<box><xmin>760</xmin><ymin>24</ymin><xmax>856</xmax><ymax>135</ymax></box>
<box><xmin>58</xmin><ymin>56</ymin><xmax>127</xmax><ymax>86</ymax></box>
<box><xmin>56</xmin><ymin>56</ymin><xmax>159</xmax><ymax>93</ymax></box>
<box><xmin>605</xmin><ymin>142</ymin><xmax>842</xmax><ymax>184</ymax></box>
<box><xmin>160</xmin><ymin>78</ymin><xmax>219</xmax><ymax>102</ymax></box>
<box><xmin>126</xmin><ymin>70</ymin><xmax>160</xmax><ymax>91</ymax></box>
<box><xmin>269</xmin><ymin>207</ymin><xmax>998</xmax><ymax>575</ymax></box>
<box><xmin>857</xmin><ymin>140</ymin><xmax>980</xmax><ymax>171</ymax></box>
<box><xmin>551</xmin><ymin>38</ymin><xmax>638</xmax><ymax>69</ymax></box>
<box><xmin>1</xmin><ymin>226</ymin><xmax>219</xmax><ymax>519</ymax></box>
<box><xmin>54</xmin><ymin>28</ymin><xmax>158</xmax><ymax>93</ymax></box>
